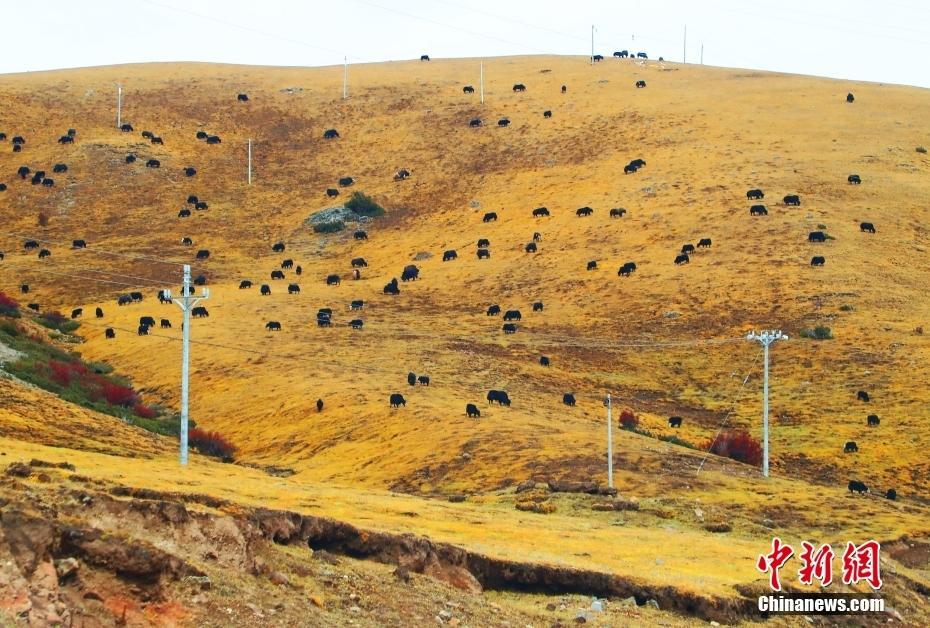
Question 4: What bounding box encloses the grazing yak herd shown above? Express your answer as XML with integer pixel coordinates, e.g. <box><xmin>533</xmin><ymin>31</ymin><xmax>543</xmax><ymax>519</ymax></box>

<box><xmin>0</xmin><ymin>63</ymin><xmax>894</xmax><ymax>500</ymax></box>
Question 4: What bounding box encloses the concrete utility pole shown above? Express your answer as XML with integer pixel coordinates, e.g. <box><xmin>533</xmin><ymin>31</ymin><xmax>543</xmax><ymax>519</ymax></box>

<box><xmin>746</xmin><ymin>330</ymin><xmax>788</xmax><ymax>477</ymax></box>
<box><xmin>590</xmin><ymin>25</ymin><xmax>595</xmax><ymax>65</ymax></box>
<box><xmin>247</xmin><ymin>139</ymin><xmax>252</xmax><ymax>185</ymax></box>
<box><xmin>163</xmin><ymin>265</ymin><xmax>209</xmax><ymax>465</ymax></box>
<box><xmin>605</xmin><ymin>393</ymin><xmax>614</xmax><ymax>488</ymax></box>
<box><xmin>479</xmin><ymin>61</ymin><xmax>484</xmax><ymax>104</ymax></box>
<box><xmin>116</xmin><ymin>83</ymin><xmax>122</xmax><ymax>128</ymax></box>
<box><xmin>343</xmin><ymin>56</ymin><xmax>348</xmax><ymax>100</ymax></box>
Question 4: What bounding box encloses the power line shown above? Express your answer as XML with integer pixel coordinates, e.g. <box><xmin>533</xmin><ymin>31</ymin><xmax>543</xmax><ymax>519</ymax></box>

<box><xmin>0</xmin><ymin>265</ymin><xmax>170</xmax><ymax>291</ymax></box>
<box><xmin>711</xmin><ymin>0</ymin><xmax>930</xmax><ymax>49</ymax></box>
<box><xmin>0</xmin><ymin>259</ymin><xmax>172</xmax><ymax>288</ymax></box>
<box><xmin>140</xmin><ymin>0</ymin><xmax>350</xmax><ymax>59</ymax></box>
<box><xmin>694</xmin><ymin>348</ymin><xmax>763</xmax><ymax>476</ymax></box>
<box><xmin>0</xmin><ymin>232</ymin><xmax>197</xmax><ymax>271</ymax></box>
<box><xmin>431</xmin><ymin>0</ymin><xmax>588</xmax><ymax>44</ymax></box>
<box><xmin>349</xmin><ymin>0</ymin><xmax>553</xmax><ymax>55</ymax></box>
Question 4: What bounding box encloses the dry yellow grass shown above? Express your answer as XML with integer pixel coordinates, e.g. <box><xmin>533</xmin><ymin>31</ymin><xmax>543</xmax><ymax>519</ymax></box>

<box><xmin>1</xmin><ymin>56</ymin><xmax>929</xmax><ymax>616</ymax></box>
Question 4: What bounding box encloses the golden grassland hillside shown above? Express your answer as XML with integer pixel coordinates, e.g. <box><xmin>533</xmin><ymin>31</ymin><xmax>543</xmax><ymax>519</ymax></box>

<box><xmin>1</xmin><ymin>56</ymin><xmax>930</xmax><ymax>624</ymax></box>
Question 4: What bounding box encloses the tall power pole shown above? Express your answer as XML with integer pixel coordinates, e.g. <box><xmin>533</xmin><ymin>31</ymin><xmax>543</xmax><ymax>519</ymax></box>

<box><xmin>116</xmin><ymin>83</ymin><xmax>122</xmax><ymax>128</ymax></box>
<box><xmin>605</xmin><ymin>393</ymin><xmax>614</xmax><ymax>488</ymax></box>
<box><xmin>590</xmin><ymin>25</ymin><xmax>595</xmax><ymax>65</ymax></box>
<box><xmin>164</xmin><ymin>265</ymin><xmax>209</xmax><ymax>465</ymax></box>
<box><xmin>343</xmin><ymin>56</ymin><xmax>348</xmax><ymax>100</ymax></box>
<box><xmin>701</xmin><ymin>43</ymin><xmax>704</xmax><ymax>65</ymax></box>
<box><xmin>479</xmin><ymin>60</ymin><xmax>484</xmax><ymax>104</ymax></box>
<box><xmin>247</xmin><ymin>139</ymin><xmax>252</xmax><ymax>185</ymax></box>
<box><xmin>746</xmin><ymin>330</ymin><xmax>787</xmax><ymax>477</ymax></box>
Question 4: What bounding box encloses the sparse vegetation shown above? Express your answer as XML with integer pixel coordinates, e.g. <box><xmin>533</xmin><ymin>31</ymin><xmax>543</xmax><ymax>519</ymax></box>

<box><xmin>37</xmin><ymin>212</ymin><xmax>50</xmax><ymax>227</ymax></box>
<box><xmin>345</xmin><ymin>191</ymin><xmax>385</xmax><ymax>217</ymax></box>
<box><xmin>917</xmin><ymin>146</ymin><xmax>927</xmax><ymax>154</ymax></box>
<box><xmin>800</xmin><ymin>325</ymin><xmax>833</xmax><ymax>340</ymax></box>
<box><xmin>702</xmin><ymin>429</ymin><xmax>763</xmax><ymax>466</ymax></box>
<box><xmin>313</xmin><ymin>220</ymin><xmax>345</xmax><ymax>233</ymax></box>
<box><xmin>839</xmin><ymin>304</ymin><xmax>855</xmax><ymax>312</ymax></box>
<box><xmin>659</xmin><ymin>434</ymin><xmax>698</xmax><ymax>450</ymax></box>
<box><xmin>88</xmin><ymin>361</ymin><xmax>114</xmax><ymax>375</ymax></box>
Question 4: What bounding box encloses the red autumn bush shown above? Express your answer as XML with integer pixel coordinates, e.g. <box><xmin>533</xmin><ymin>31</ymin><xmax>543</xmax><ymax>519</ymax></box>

<box><xmin>133</xmin><ymin>403</ymin><xmax>157</xmax><ymax>419</ymax></box>
<box><xmin>102</xmin><ymin>382</ymin><xmax>138</xmax><ymax>407</ymax></box>
<box><xmin>0</xmin><ymin>291</ymin><xmax>20</xmax><ymax>317</ymax></box>
<box><xmin>48</xmin><ymin>360</ymin><xmax>78</xmax><ymax>385</ymax></box>
<box><xmin>188</xmin><ymin>428</ymin><xmax>237</xmax><ymax>461</ymax></box>
<box><xmin>618</xmin><ymin>408</ymin><xmax>639</xmax><ymax>430</ymax></box>
<box><xmin>703</xmin><ymin>429</ymin><xmax>763</xmax><ymax>466</ymax></box>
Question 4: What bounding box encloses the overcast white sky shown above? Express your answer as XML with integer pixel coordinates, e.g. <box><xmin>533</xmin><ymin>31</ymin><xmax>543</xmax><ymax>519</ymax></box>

<box><xmin>4</xmin><ymin>0</ymin><xmax>930</xmax><ymax>88</ymax></box>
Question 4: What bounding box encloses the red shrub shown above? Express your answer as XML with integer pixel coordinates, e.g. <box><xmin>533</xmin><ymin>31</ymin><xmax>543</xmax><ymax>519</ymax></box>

<box><xmin>48</xmin><ymin>360</ymin><xmax>75</xmax><ymax>385</ymax></box>
<box><xmin>102</xmin><ymin>382</ymin><xmax>138</xmax><ymax>407</ymax></box>
<box><xmin>703</xmin><ymin>429</ymin><xmax>763</xmax><ymax>466</ymax></box>
<box><xmin>188</xmin><ymin>428</ymin><xmax>237</xmax><ymax>461</ymax></box>
<box><xmin>37</xmin><ymin>212</ymin><xmax>49</xmax><ymax>227</ymax></box>
<box><xmin>618</xmin><ymin>408</ymin><xmax>639</xmax><ymax>430</ymax></box>
<box><xmin>133</xmin><ymin>403</ymin><xmax>157</xmax><ymax>419</ymax></box>
<box><xmin>0</xmin><ymin>291</ymin><xmax>19</xmax><ymax>316</ymax></box>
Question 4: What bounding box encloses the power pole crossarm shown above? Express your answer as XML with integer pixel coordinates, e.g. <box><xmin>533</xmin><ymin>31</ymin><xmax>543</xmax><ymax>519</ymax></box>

<box><xmin>746</xmin><ymin>330</ymin><xmax>788</xmax><ymax>477</ymax></box>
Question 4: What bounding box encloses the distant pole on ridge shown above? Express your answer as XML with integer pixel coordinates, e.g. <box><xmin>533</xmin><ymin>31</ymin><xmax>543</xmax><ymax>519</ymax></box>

<box><xmin>479</xmin><ymin>60</ymin><xmax>484</xmax><ymax>104</ymax></box>
<box><xmin>247</xmin><ymin>139</ymin><xmax>252</xmax><ymax>185</ymax></box>
<box><xmin>701</xmin><ymin>43</ymin><xmax>704</xmax><ymax>65</ymax></box>
<box><xmin>116</xmin><ymin>83</ymin><xmax>122</xmax><ymax>129</ymax></box>
<box><xmin>590</xmin><ymin>24</ymin><xmax>595</xmax><ymax>65</ymax></box>
<box><xmin>343</xmin><ymin>56</ymin><xmax>348</xmax><ymax>100</ymax></box>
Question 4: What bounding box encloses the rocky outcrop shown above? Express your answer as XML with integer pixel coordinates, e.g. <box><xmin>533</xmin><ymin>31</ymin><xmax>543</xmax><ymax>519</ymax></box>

<box><xmin>249</xmin><ymin>507</ymin><xmax>753</xmax><ymax>622</ymax></box>
<box><xmin>59</xmin><ymin>525</ymin><xmax>203</xmax><ymax>584</ymax></box>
